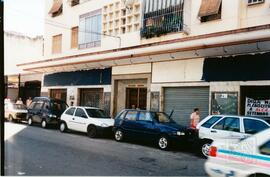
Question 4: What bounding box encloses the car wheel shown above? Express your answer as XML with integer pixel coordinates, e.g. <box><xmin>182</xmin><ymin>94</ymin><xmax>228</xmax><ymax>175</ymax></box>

<box><xmin>114</xmin><ymin>129</ymin><xmax>124</xmax><ymax>142</ymax></box>
<box><xmin>249</xmin><ymin>174</ymin><xmax>270</xmax><ymax>177</ymax></box>
<box><xmin>201</xmin><ymin>141</ymin><xmax>212</xmax><ymax>158</ymax></box>
<box><xmin>8</xmin><ymin>115</ymin><xmax>13</xmax><ymax>122</ymax></box>
<box><xmin>59</xmin><ymin>122</ymin><xmax>67</xmax><ymax>133</ymax></box>
<box><xmin>41</xmin><ymin>119</ymin><xmax>47</xmax><ymax>129</ymax></box>
<box><xmin>28</xmin><ymin>117</ymin><xmax>33</xmax><ymax>126</ymax></box>
<box><xmin>87</xmin><ymin>125</ymin><xmax>97</xmax><ymax>138</ymax></box>
<box><xmin>158</xmin><ymin>135</ymin><xmax>170</xmax><ymax>150</ymax></box>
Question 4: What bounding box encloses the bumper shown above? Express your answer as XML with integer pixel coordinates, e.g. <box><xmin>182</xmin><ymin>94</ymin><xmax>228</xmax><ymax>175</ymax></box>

<box><xmin>13</xmin><ymin>113</ymin><xmax>27</xmax><ymax>121</ymax></box>
<box><xmin>46</xmin><ymin>118</ymin><xmax>60</xmax><ymax>125</ymax></box>
<box><xmin>96</xmin><ymin>126</ymin><xmax>113</xmax><ymax>136</ymax></box>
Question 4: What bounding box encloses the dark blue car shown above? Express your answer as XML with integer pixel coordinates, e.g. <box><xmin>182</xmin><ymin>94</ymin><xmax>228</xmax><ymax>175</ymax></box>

<box><xmin>113</xmin><ymin>109</ymin><xmax>187</xmax><ymax>150</ymax></box>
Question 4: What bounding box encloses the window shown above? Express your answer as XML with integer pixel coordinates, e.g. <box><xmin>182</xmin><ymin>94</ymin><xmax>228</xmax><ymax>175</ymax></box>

<box><xmin>79</xmin><ymin>10</ymin><xmax>102</xmax><ymax>49</ymax></box>
<box><xmin>52</xmin><ymin>34</ymin><xmax>62</xmax><ymax>54</ymax></box>
<box><xmin>213</xmin><ymin>117</ymin><xmax>240</xmax><ymax>132</ymax></box>
<box><xmin>65</xmin><ymin>108</ymin><xmax>76</xmax><ymax>116</ymax></box>
<box><xmin>244</xmin><ymin>119</ymin><xmax>269</xmax><ymax>134</ymax></box>
<box><xmin>125</xmin><ymin>111</ymin><xmax>137</xmax><ymax>121</ymax></box>
<box><xmin>260</xmin><ymin>140</ymin><xmax>270</xmax><ymax>156</ymax></box>
<box><xmin>33</xmin><ymin>101</ymin><xmax>44</xmax><ymax>110</ymax></box>
<box><xmin>49</xmin><ymin>0</ymin><xmax>63</xmax><ymax>17</ymax></box>
<box><xmin>138</xmin><ymin>112</ymin><xmax>153</xmax><ymax>121</ymax></box>
<box><xmin>75</xmin><ymin>108</ymin><xmax>88</xmax><ymax>118</ymax></box>
<box><xmin>29</xmin><ymin>102</ymin><xmax>36</xmax><ymax>109</ymax></box>
<box><xmin>85</xmin><ymin>109</ymin><xmax>110</xmax><ymax>118</ymax></box>
<box><xmin>201</xmin><ymin>116</ymin><xmax>223</xmax><ymax>128</ymax></box>
<box><xmin>71</xmin><ymin>26</ymin><xmax>78</xmax><ymax>49</ymax></box>
<box><xmin>198</xmin><ymin>0</ymin><xmax>222</xmax><ymax>23</ymax></box>
<box><xmin>71</xmin><ymin>0</ymin><xmax>80</xmax><ymax>6</ymax></box>
<box><xmin>50</xmin><ymin>101</ymin><xmax>67</xmax><ymax>112</ymax></box>
<box><xmin>211</xmin><ymin>92</ymin><xmax>238</xmax><ymax>115</ymax></box>
<box><xmin>43</xmin><ymin>101</ymin><xmax>50</xmax><ymax>110</ymax></box>
<box><xmin>248</xmin><ymin>0</ymin><xmax>264</xmax><ymax>5</ymax></box>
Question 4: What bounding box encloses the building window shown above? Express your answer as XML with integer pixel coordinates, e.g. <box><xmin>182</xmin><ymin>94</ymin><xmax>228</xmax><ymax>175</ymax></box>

<box><xmin>52</xmin><ymin>34</ymin><xmax>62</xmax><ymax>54</ymax></box>
<box><xmin>71</xmin><ymin>0</ymin><xmax>80</xmax><ymax>6</ymax></box>
<box><xmin>198</xmin><ymin>0</ymin><xmax>222</xmax><ymax>23</ymax></box>
<box><xmin>71</xmin><ymin>26</ymin><xmax>78</xmax><ymax>49</ymax></box>
<box><xmin>141</xmin><ymin>0</ymin><xmax>184</xmax><ymax>38</ymax></box>
<box><xmin>49</xmin><ymin>0</ymin><xmax>63</xmax><ymax>17</ymax></box>
<box><xmin>211</xmin><ymin>92</ymin><xmax>238</xmax><ymax>115</ymax></box>
<box><xmin>78</xmin><ymin>9</ymin><xmax>102</xmax><ymax>49</ymax></box>
<box><xmin>248</xmin><ymin>0</ymin><xmax>264</xmax><ymax>5</ymax></box>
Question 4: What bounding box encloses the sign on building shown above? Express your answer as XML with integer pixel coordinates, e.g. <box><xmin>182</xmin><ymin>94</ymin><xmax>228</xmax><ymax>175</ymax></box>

<box><xmin>245</xmin><ymin>97</ymin><xmax>270</xmax><ymax>117</ymax></box>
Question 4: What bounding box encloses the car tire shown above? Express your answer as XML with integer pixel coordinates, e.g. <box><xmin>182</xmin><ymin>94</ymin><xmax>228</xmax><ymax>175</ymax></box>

<box><xmin>27</xmin><ymin>117</ymin><xmax>33</xmax><ymax>126</ymax></box>
<box><xmin>114</xmin><ymin>129</ymin><xmax>124</xmax><ymax>142</ymax></box>
<box><xmin>87</xmin><ymin>125</ymin><xmax>97</xmax><ymax>138</ymax></box>
<box><xmin>200</xmin><ymin>140</ymin><xmax>212</xmax><ymax>158</ymax></box>
<box><xmin>249</xmin><ymin>174</ymin><xmax>270</xmax><ymax>177</ymax></box>
<box><xmin>59</xmin><ymin>122</ymin><xmax>67</xmax><ymax>133</ymax></box>
<box><xmin>41</xmin><ymin>119</ymin><xmax>47</xmax><ymax>129</ymax></box>
<box><xmin>158</xmin><ymin>135</ymin><xmax>170</xmax><ymax>150</ymax></box>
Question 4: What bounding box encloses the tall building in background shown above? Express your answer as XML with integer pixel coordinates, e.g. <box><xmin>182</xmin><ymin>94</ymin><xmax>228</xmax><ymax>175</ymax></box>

<box><xmin>18</xmin><ymin>0</ymin><xmax>270</xmax><ymax>124</ymax></box>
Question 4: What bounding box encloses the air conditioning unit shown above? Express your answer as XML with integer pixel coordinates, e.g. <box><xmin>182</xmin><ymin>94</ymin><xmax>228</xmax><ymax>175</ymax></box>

<box><xmin>247</xmin><ymin>0</ymin><xmax>264</xmax><ymax>5</ymax></box>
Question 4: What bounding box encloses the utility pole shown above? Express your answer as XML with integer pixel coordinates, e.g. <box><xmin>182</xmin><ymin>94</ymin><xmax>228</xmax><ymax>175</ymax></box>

<box><xmin>0</xmin><ymin>0</ymin><xmax>4</xmax><ymax>175</ymax></box>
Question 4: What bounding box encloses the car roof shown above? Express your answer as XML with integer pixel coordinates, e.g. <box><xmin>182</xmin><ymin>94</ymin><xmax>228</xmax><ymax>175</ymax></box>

<box><xmin>120</xmin><ymin>109</ymin><xmax>163</xmax><ymax>113</ymax></box>
<box><xmin>68</xmin><ymin>106</ymin><xmax>102</xmax><ymax>110</ymax></box>
<box><xmin>208</xmin><ymin>114</ymin><xmax>268</xmax><ymax>121</ymax></box>
<box><xmin>33</xmin><ymin>97</ymin><xmax>65</xmax><ymax>102</ymax></box>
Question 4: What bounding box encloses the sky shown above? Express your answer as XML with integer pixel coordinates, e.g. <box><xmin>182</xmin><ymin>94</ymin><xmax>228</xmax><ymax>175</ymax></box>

<box><xmin>4</xmin><ymin>0</ymin><xmax>45</xmax><ymax>37</ymax></box>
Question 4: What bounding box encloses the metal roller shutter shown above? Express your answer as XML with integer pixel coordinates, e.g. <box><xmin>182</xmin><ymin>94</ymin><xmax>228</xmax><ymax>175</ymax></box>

<box><xmin>164</xmin><ymin>87</ymin><xmax>209</xmax><ymax>126</ymax></box>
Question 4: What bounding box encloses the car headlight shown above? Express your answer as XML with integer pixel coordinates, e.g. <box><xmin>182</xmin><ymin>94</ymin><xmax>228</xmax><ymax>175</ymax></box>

<box><xmin>177</xmin><ymin>131</ymin><xmax>185</xmax><ymax>136</ymax></box>
<box><xmin>48</xmin><ymin>114</ymin><xmax>57</xmax><ymax>118</ymax></box>
<box><xmin>101</xmin><ymin>123</ymin><xmax>109</xmax><ymax>127</ymax></box>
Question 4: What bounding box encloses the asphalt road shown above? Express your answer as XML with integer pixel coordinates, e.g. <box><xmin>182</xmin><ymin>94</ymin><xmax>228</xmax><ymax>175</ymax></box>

<box><xmin>5</xmin><ymin>122</ymin><xmax>207</xmax><ymax>176</ymax></box>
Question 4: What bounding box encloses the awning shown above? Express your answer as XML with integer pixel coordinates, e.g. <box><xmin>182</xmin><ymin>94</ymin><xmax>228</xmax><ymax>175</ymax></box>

<box><xmin>198</xmin><ymin>0</ymin><xmax>222</xmax><ymax>17</ymax></box>
<box><xmin>49</xmin><ymin>0</ymin><xmax>63</xmax><ymax>14</ymax></box>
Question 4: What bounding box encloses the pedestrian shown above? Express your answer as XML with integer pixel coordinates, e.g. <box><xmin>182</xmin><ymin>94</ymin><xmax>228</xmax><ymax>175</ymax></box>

<box><xmin>190</xmin><ymin>108</ymin><xmax>200</xmax><ymax>129</ymax></box>
<box><xmin>26</xmin><ymin>97</ymin><xmax>32</xmax><ymax>107</ymax></box>
<box><xmin>70</xmin><ymin>101</ymin><xmax>74</xmax><ymax>106</ymax></box>
<box><xmin>16</xmin><ymin>97</ymin><xmax>23</xmax><ymax>104</ymax></box>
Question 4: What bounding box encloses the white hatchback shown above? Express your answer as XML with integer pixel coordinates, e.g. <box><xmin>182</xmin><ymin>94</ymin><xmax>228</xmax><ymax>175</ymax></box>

<box><xmin>196</xmin><ymin>115</ymin><xmax>270</xmax><ymax>157</ymax></box>
<box><xmin>59</xmin><ymin>106</ymin><xmax>114</xmax><ymax>138</ymax></box>
<box><xmin>205</xmin><ymin>128</ymin><xmax>270</xmax><ymax>177</ymax></box>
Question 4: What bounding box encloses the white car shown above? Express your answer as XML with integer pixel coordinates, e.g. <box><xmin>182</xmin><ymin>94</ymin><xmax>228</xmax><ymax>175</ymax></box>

<box><xmin>196</xmin><ymin>115</ymin><xmax>270</xmax><ymax>157</ymax></box>
<box><xmin>59</xmin><ymin>106</ymin><xmax>114</xmax><ymax>138</ymax></box>
<box><xmin>205</xmin><ymin>128</ymin><xmax>270</xmax><ymax>177</ymax></box>
<box><xmin>4</xmin><ymin>102</ymin><xmax>28</xmax><ymax>122</ymax></box>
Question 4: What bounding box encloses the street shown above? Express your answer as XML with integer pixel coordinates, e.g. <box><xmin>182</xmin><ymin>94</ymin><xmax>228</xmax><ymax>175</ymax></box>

<box><xmin>5</xmin><ymin>122</ymin><xmax>207</xmax><ymax>176</ymax></box>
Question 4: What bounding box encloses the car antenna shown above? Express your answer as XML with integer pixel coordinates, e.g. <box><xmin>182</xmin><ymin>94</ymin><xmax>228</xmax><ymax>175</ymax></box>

<box><xmin>169</xmin><ymin>109</ymin><xmax>174</xmax><ymax>119</ymax></box>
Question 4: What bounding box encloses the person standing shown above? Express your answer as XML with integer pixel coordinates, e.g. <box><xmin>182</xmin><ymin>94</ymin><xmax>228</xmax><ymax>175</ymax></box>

<box><xmin>190</xmin><ymin>108</ymin><xmax>200</xmax><ymax>129</ymax></box>
<box><xmin>16</xmin><ymin>98</ymin><xmax>23</xmax><ymax>105</ymax></box>
<box><xmin>26</xmin><ymin>97</ymin><xmax>32</xmax><ymax>107</ymax></box>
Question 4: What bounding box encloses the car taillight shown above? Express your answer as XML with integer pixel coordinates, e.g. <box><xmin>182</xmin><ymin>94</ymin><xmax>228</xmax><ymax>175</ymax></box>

<box><xmin>209</xmin><ymin>146</ymin><xmax>217</xmax><ymax>157</ymax></box>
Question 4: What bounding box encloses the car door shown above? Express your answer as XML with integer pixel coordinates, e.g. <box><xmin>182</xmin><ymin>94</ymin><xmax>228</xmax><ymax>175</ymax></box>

<box><xmin>73</xmin><ymin>108</ymin><xmax>88</xmax><ymax>132</ymax></box>
<box><xmin>209</xmin><ymin>116</ymin><xmax>242</xmax><ymax>141</ymax></box>
<box><xmin>63</xmin><ymin>107</ymin><xmax>76</xmax><ymax>130</ymax></box>
<box><xmin>32</xmin><ymin>101</ymin><xmax>44</xmax><ymax>123</ymax></box>
<box><xmin>135</xmin><ymin>111</ymin><xmax>159</xmax><ymax>140</ymax></box>
<box><xmin>121</xmin><ymin>110</ymin><xmax>139</xmax><ymax>137</ymax></box>
<box><xmin>258</xmin><ymin>140</ymin><xmax>270</xmax><ymax>175</ymax></box>
<box><xmin>243</xmin><ymin>118</ymin><xmax>270</xmax><ymax>137</ymax></box>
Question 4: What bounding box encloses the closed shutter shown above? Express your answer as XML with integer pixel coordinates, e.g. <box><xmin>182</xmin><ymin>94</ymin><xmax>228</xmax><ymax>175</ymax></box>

<box><xmin>164</xmin><ymin>87</ymin><xmax>209</xmax><ymax>126</ymax></box>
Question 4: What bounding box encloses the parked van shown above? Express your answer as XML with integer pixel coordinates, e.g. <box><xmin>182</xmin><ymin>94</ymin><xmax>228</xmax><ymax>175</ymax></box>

<box><xmin>27</xmin><ymin>97</ymin><xmax>68</xmax><ymax>128</ymax></box>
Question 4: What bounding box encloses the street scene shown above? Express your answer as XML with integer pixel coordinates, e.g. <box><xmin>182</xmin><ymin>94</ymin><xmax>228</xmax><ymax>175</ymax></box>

<box><xmin>3</xmin><ymin>0</ymin><xmax>270</xmax><ymax>176</ymax></box>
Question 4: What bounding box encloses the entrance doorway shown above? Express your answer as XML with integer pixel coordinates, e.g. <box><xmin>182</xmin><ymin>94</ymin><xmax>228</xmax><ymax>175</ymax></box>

<box><xmin>126</xmin><ymin>88</ymin><xmax>147</xmax><ymax>110</ymax></box>
<box><xmin>80</xmin><ymin>88</ymin><xmax>103</xmax><ymax>108</ymax></box>
<box><xmin>50</xmin><ymin>89</ymin><xmax>67</xmax><ymax>102</ymax></box>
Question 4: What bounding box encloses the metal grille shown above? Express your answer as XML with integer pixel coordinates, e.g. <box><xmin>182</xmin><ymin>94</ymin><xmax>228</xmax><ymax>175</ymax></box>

<box><xmin>164</xmin><ymin>87</ymin><xmax>210</xmax><ymax>126</ymax></box>
<box><xmin>141</xmin><ymin>0</ymin><xmax>184</xmax><ymax>38</ymax></box>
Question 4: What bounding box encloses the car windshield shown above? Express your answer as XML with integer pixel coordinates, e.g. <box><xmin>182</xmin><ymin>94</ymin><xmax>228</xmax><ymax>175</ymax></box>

<box><xmin>85</xmin><ymin>109</ymin><xmax>110</xmax><ymax>118</ymax></box>
<box><xmin>152</xmin><ymin>112</ymin><xmax>173</xmax><ymax>123</ymax></box>
<box><xmin>50</xmin><ymin>101</ymin><xmax>67</xmax><ymax>112</ymax></box>
<box><xmin>13</xmin><ymin>104</ymin><xmax>26</xmax><ymax>110</ymax></box>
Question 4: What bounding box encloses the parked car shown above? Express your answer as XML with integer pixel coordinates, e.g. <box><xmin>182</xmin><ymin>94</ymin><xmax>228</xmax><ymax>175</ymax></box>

<box><xmin>205</xmin><ymin>128</ymin><xmax>270</xmax><ymax>177</ymax></box>
<box><xmin>27</xmin><ymin>97</ymin><xmax>68</xmax><ymax>128</ymax></box>
<box><xmin>113</xmin><ymin>109</ymin><xmax>187</xmax><ymax>150</ymax></box>
<box><xmin>4</xmin><ymin>102</ymin><xmax>28</xmax><ymax>122</ymax></box>
<box><xmin>196</xmin><ymin>115</ymin><xmax>270</xmax><ymax>157</ymax></box>
<box><xmin>59</xmin><ymin>106</ymin><xmax>114</xmax><ymax>138</ymax></box>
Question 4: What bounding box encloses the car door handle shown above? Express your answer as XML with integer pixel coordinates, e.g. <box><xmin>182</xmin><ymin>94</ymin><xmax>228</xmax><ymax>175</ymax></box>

<box><xmin>211</xmin><ymin>130</ymin><xmax>217</xmax><ymax>133</ymax></box>
<box><xmin>72</xmin><ymin>118</ymin><xmax>75</xmax><ymax>120</ymax></box>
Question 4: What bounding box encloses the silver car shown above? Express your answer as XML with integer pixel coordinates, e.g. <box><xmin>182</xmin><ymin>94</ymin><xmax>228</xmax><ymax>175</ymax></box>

<box><xmin>5</xmin><ymin>102</ymin><xmax>28</xmax><ymax>122</ymax></box>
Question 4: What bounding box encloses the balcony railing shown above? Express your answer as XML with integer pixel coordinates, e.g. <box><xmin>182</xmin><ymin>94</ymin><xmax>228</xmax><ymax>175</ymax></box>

<box><xmin>141</xmin><ymin>4</ymin><xmax>184</xmax><ymax>39</ymax></box>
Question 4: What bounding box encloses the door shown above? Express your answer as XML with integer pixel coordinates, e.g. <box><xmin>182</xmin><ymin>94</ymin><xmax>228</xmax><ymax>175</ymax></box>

<box><xmin>126</xmin><ymin>88</ymin><xmax>147</xmax><ymax>110</ymax></box>
<box><xmin>121</xmin><ymin>110</ymin><xmax>139</xmax><ymax>137</ymax></box>
<box><xmin>50</xmin><ymin>89</ymin><xmax>67</xmax><ymax>102</ymax></box>
<box><xmin>164</xmin><ymin>87</ymin><xmax>209</xmax><ymax>126</ymax></box>
<box><xmin>63</xmin><ymin>107</ymin><xmax>76</xmax><ymax>130</ymax></box>
<box><xmin>73</xmin><ymin>108</ymin><xmax>88</xmax><ymax>132</ymax></box>
<box><xmin>80</xmin><ymin>88</ymin><xmax>103</xmax><ymax>108</ymax></box>
<box><xmin>32</xmin><ymin>101</ymin><xmax>44</xmax><ymax>123</ymax></box>
<box><xmin>209</xmin><ymin>117</ymin><xmax>242</xmax><ymax>141</ymax></box>
<box><xmin>136</xmin><ymin>111</ymin><xmax>158</xmax><ymax>140</ymax></box>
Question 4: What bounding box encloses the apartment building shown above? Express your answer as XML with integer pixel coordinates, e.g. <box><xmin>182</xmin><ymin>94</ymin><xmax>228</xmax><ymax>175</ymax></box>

<box><xmin>18</xmin><ymin>0</ymin><xmax>270</xmax><ymax>125</ymax></box>
<box><xmin>4</xmin><ymin>31</ymin><xmax>44</xmax><ymax>102</ymax></box>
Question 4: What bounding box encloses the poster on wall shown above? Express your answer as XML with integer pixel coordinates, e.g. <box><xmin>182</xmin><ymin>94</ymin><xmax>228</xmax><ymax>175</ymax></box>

<box><xmin>245</xmin><ymin>97</ymin><xmax>270</xmax><ymax>117</ymax></box>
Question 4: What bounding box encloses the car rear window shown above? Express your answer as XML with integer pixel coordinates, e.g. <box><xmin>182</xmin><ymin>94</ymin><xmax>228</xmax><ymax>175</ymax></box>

<box><xmin>85</xmin><ymin>109</ymin><xmax>110</xmax><ymax>118</ymax></box>
<box><xmin>244</xmin><ymin>118</ymin><xmax>269</xmax><ymax>134</ymax></box>
<box><xmin>201</xmin><ymin>116</ymin><xmax>222</xmax><ymax>128</ymax></box>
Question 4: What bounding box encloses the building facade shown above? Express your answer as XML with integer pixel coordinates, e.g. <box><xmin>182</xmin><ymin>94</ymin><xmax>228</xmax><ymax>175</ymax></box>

<box><xmin>4</xmin><ymin>31</ymin><xmax>44</xmax><ymax>102</ymax></box>
<box><xmin>18</xmin><ymin>0</ymin><xmax>270</xmax><ymax>125</ymax></box>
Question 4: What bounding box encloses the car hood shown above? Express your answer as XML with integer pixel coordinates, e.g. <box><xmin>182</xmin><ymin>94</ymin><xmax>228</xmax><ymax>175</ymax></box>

<box><xmin>10</xmin><ymin>109</ymin><xmax>28</xmax><ymax>113</ymax></box>
<box><xmin>157</xmin><ymin>122</ymin><xmax>186</xmax><ymax>131</ymax></box>
<box><xmin>95</xmin><ymin>118</ymin><xmax>115</xmax><ymax>127</ymax></box>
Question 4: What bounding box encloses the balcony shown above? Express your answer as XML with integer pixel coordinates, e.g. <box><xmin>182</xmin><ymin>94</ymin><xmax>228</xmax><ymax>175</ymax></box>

<box><xmin>141</xmin><ymin>4</ymin><xmax>184</xmax><ymax>39</ymax></box>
